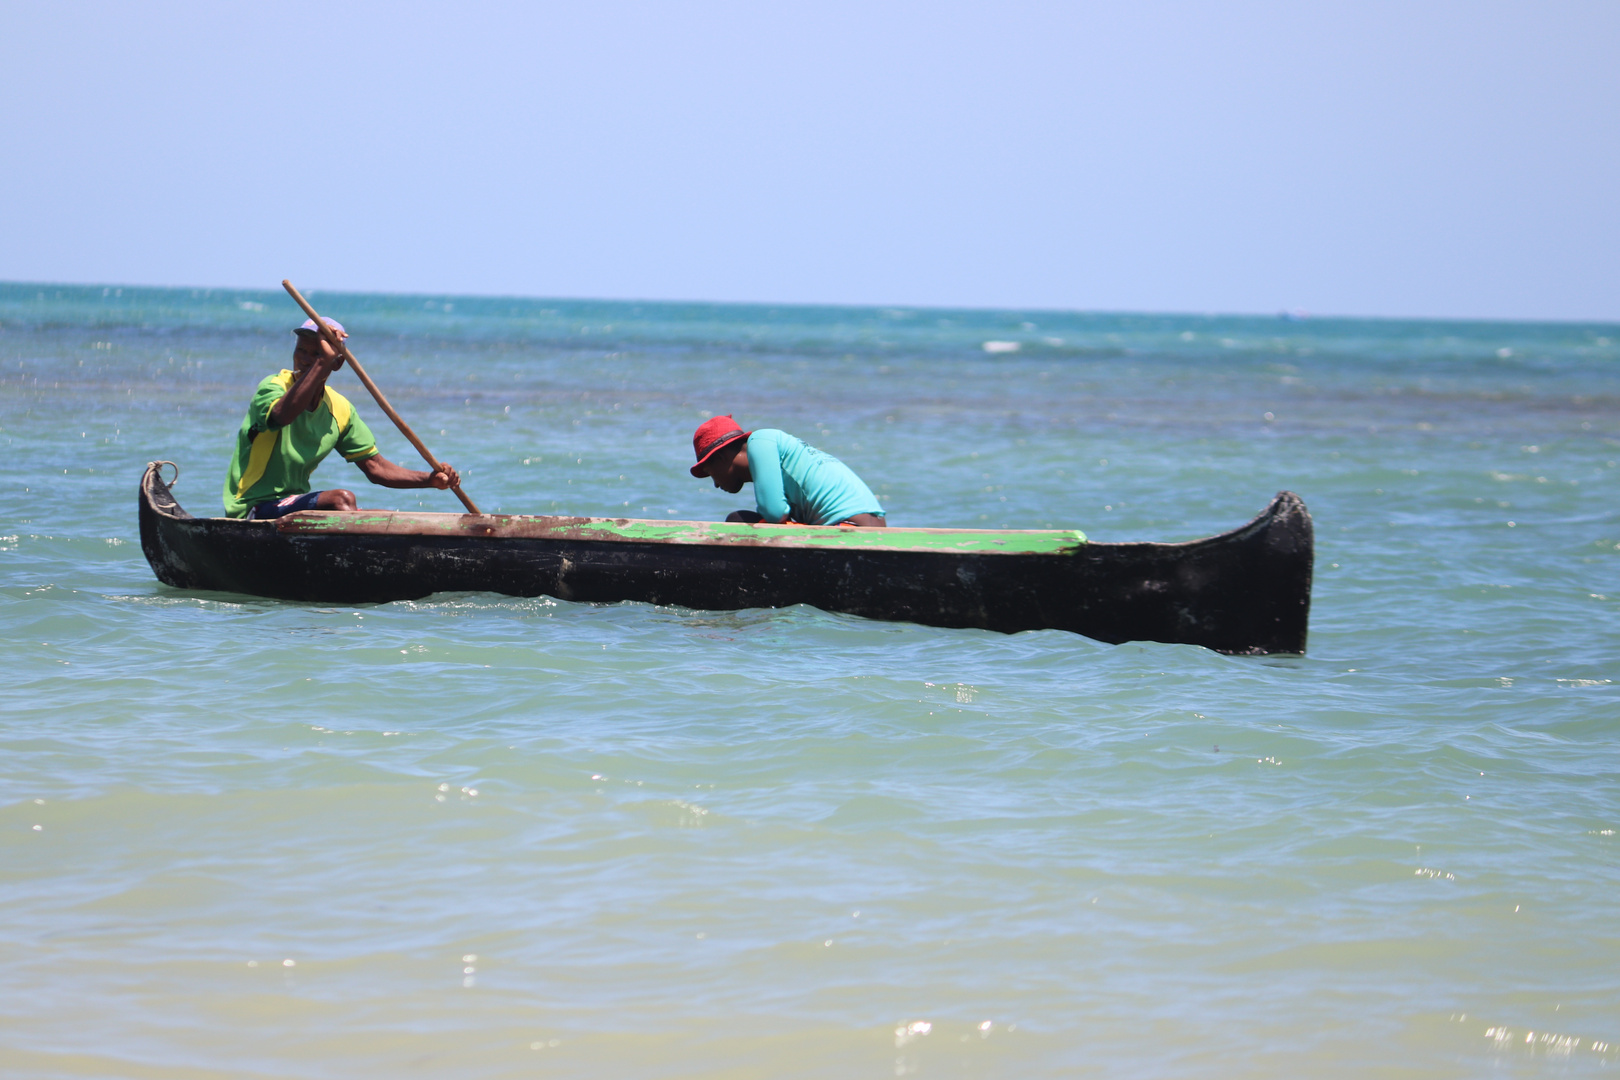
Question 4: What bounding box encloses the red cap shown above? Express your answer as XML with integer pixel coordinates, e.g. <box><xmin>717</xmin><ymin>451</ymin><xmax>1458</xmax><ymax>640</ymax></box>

<box><xmin>690</xmin><ymin>415</ymin><xmax>749</xmax><ymax>476</ymax></box>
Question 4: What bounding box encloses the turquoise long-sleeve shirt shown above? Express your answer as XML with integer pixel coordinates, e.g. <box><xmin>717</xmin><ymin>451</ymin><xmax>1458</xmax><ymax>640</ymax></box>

<box><xmin>746</xmin><ymin>429</ymin><xmax>884</xmax><ymax>525</ymax></box>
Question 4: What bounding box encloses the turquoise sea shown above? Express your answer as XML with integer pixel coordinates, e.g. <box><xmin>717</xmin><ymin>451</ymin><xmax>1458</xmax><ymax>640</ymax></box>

<box><xmin>3</xmin><ymin>282</ymin><xmax>1618</xmax><ymax>1077</ymax></box>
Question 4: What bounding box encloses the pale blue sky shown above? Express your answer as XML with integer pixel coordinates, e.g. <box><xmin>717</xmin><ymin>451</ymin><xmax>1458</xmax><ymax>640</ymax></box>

<box><xmin>3</xmin><ymin>1</ymin><xmax>1616</xmax><ymax>320</ymax></box>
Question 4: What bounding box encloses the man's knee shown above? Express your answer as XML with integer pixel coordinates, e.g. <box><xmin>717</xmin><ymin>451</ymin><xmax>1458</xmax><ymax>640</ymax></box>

<box><xmin>725</xmin><ymin>510</ymin><xmax>764</xmax><ymax>523</ymax></box>
<box><xmin>317</xmin><ymin>489</ymin><xmax>358</xmax><ymax>511</ymax></box>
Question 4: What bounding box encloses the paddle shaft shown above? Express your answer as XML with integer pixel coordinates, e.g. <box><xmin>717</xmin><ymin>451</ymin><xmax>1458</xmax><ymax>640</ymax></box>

<box><xmin>281</xmin><ymin>280</ymin><xmax>480</xmax><ymax>514</ymax></box>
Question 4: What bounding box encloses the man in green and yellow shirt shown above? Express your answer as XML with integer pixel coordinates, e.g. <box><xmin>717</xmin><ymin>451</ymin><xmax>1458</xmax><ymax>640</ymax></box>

<box><xmin>222</xmin><ymin>318</ymin><xmax>459</xmax><ymax>519</ymax></box>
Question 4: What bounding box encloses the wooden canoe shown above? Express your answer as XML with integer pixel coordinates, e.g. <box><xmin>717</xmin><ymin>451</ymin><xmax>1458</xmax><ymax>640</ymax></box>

<box><xmin>138</xmin><ymin>462</ymin><xmax>1313</xmax><ymax>654</ymax></box>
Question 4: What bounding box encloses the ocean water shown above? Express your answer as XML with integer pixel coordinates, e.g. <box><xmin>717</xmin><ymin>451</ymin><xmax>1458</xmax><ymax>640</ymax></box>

<box><xmin>2</xmin><ymin>282</ymin><xmax>1618</xmax><ymax>1078</ymax></box>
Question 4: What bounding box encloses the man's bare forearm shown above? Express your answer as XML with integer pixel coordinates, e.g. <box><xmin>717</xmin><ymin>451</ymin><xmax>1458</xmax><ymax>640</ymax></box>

<box><xmin>356</xmin><ymin>454</ymin><xmax>459</xmax><ymax>490</ymax></box>
<box><xmin>267</xmin><ymin>362</ymin><xmax>334</xmax><ymax>427</ymax></box>
<box><xmin>359</xmin><ymin>457</ymin><xmax>429</xmax><ymax>487</ymax></box>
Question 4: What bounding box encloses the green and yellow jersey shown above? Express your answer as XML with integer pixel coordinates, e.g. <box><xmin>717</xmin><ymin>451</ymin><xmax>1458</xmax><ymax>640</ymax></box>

<box><xmin>222</xmin><ymin>370</ymin><xmax>379</xmax><ymax>518</ymax></box>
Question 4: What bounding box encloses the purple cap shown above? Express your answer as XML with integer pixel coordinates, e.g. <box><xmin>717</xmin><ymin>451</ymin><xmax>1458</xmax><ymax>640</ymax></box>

<box><xmin>294</xmin><ymin>317</ymin><xmax>345</xmax><ymax>336</ymax></box>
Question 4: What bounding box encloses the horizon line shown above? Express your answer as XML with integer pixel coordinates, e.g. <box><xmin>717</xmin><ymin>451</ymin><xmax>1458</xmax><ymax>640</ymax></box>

<box><xmin>3</xmin><ymin>277</ymin><xmax>1618</xmax><ymax>330</ymax></box>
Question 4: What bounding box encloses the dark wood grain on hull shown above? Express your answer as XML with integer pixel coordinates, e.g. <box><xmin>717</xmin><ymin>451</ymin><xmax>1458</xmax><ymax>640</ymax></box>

<box><xmin>140</xmin><ymin>464</ymin><xmax>1312</xmax><ymax>654</ymax></box>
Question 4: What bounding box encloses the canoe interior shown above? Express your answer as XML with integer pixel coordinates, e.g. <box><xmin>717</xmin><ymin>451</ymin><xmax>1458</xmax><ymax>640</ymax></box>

<box><xmin>139</xmin><ymin>463</ymin><xmax>1313</xmax><ymax>654</ymax></box>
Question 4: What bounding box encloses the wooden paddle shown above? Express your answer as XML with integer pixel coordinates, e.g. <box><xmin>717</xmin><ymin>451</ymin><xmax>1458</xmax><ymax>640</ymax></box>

<box><xmin>281</xmin><ymin>279</ymin><xmax>481</xmax><ymax>514</ymax></box>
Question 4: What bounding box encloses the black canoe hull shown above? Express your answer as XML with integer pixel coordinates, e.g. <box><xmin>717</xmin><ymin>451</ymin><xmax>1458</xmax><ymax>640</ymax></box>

<box><xmin>139</xmin><ymin>464</ymin><xmax>1313</xmax><ymax>654</ymax></box>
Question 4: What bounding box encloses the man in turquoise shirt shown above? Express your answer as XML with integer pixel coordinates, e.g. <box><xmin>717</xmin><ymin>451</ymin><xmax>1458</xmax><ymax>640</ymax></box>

<box><xmin>688</xmin><ymin>415</ymin><xmax>886</xmax><ymax>526</ymax></box>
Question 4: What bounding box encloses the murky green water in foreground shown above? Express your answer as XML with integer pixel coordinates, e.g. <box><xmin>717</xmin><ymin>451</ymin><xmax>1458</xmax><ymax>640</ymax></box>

<box><xmin>3</xmin><ymin>283</ymin><xmax>1619</xmax><ymax>1077</ymax></box>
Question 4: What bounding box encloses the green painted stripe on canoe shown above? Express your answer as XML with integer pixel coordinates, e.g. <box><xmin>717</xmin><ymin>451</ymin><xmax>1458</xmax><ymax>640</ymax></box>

<box><xmin>565</xmin><ymin>518</ymin><xmax>1088</xmax><ymax>553</ymax></box>
<box><xmin>276</xmin><ymin>511</ymin><xmax>1088</xmax><ymax>554</ymax></box>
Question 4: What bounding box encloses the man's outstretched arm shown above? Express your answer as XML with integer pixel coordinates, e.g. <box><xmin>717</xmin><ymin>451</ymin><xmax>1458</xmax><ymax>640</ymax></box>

<box><xmin>355</xmin><ymin>454</ymin><xmax>460</xmax><ymax>490</ymax></box>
